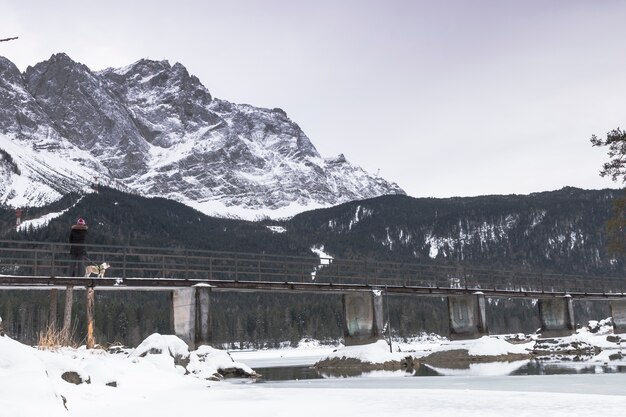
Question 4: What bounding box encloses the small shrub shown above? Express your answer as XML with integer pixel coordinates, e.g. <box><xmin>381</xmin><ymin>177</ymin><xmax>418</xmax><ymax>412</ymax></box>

<box><xmin>37</xmin><ymin>324</ymin><xmax>78</xmax><ymax>349</ymax></box>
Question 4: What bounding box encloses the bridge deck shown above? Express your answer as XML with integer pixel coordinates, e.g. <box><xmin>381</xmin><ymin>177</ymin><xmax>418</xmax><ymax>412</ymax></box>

<box><xmin>0</xmin><ymin>275</ymin><xmax>624</xmax><ymax>300</ymax></box>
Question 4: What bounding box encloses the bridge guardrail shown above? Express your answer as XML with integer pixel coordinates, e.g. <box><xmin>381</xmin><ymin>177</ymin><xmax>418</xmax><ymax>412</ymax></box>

<box><xmin>0</xmin><ymin>239</ymin><xmax>624</xmax><ymax>295</ymax></box>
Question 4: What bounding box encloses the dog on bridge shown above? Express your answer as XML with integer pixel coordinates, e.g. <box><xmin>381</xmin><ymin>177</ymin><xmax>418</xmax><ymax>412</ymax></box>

<box><xmin>84</xmin><ymin>262</ymin><xmax>110</xmax><ymax>278</ymax></box>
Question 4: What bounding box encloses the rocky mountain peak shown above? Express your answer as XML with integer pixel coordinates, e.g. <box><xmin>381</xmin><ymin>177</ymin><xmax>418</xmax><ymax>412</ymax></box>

<box><xmin>0</xmin><ymin>56</ymin><xmax>22</xmax><ymax>85</ymax></box>
<box><xmin>24</xmin><ymin>53</ymin><xmax>93</xmax><ymax>95</ymax></box>
<box><xmin>100</xmin><ymin>58</ymin><xmax>217</xmax><ymax>148</ymax></box>
<box><xmin>0</xmin><ymin>57</ymin><xmax>27</xmax><ymax>136</ymax></box>
<box><xmin>0</xmin><ymin>55</ymin><xmax>58</xmax><ymax>140</ymax></box>
<box><xmin>0</xmin><ymin>54</ymin><xmax>404</xmax><ymax>219</ymax></box>
<box><xmin>23</xmin><ymin>53</ymin><xmax>150</xmax><ymax>177</ymax></box>
<box><xmin>102</xmin><ymin>58</ymin><xmax>210</xmax><ymax>101</ymax></box>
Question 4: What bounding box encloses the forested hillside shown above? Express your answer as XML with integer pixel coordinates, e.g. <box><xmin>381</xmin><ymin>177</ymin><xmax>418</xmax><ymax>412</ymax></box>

<box><xmin>285</xmin><ymin>187</ymin><xmax>624</xmax><ymax>274</ymax></box>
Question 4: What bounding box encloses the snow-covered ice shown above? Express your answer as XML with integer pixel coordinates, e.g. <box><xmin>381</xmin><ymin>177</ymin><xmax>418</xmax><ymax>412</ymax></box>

<box><xmin>3</xmin><ymin>326</ymin><xmax>626</xmax><ymax>416</ymax></box>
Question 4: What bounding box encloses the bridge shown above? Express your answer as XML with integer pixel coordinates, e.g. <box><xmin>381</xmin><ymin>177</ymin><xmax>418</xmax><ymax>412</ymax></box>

<box><xmin>1</xmin><ymin>239</ymin><xmax>625</xmax><ymax>348</ymax></box>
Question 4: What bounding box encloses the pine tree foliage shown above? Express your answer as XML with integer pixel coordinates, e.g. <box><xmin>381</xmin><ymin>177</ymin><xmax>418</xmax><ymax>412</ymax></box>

<box><xmin>591</xmin><ymin>128</ymin><xmax>626</xmax><ymax>255</ymax></box>
<box><xmin>591</xmin><ymin>128</ymin><xmax>626</xmax><ymax>182</ymax></box>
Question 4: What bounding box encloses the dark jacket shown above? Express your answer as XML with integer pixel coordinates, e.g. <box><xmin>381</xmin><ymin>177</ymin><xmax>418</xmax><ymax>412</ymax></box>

<box><xmin>69</xmin><ymin>225</ymin><xmax>88</xmax><ymax>255</ymax></box>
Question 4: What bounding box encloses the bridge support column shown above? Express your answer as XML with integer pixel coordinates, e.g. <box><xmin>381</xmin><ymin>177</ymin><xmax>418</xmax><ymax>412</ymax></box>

<box><xmin>86</xmin><ymin>287</ymin><xmax>95</xmax><ymax>349</ymax></box>
<box><xmin>610</xmin><ymin>300</ymin><xmax>626</xmax><ymax>333</ymax></box>
<box><xmin>49</xmin><ymin>288</ymin><xmax>58</xmax><ymax>329</ymax></box>
<box><xmin>447</xmin><ymin>293</ymin><xmax>488</xmax><ymax>340</ymax></box>
<box><xmin>538</xmin><ymin>296</ymin><xmax>575</xmax><ymax>338</ymax></box>
<box><xmin>343</xmin><ymin>290</ymin><xmax>384</xmax><ymax>346</ymax></box>
<box><xmin>171</xmin><ymin>286</ymin><xmax>211</xmax><ymax>349</ymax></box>
<box><xmin>61</xmin><ymin>285</ymin><xmax>74</xmax><ymax>340</ymax></box>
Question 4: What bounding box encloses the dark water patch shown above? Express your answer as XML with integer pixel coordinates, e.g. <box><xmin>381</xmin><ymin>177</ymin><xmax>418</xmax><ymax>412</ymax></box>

<box><xmin>510</xmin><ymin>360</ymin><xmax>626</xmax><ymax>376</ymax></box>
<box><xmin>254</xmin><ymin>360</ymin><xmax>626</xmax><ymax>382</ymax></box>
<box><xmin>255</xmin><ymin>366</ymin><xmax>324</xmax><ymax>382</ymax></box>
<box><xmin>255</xmin><ymin>365</ymin><xmax>416</xmax><ymax>381</ymax></box>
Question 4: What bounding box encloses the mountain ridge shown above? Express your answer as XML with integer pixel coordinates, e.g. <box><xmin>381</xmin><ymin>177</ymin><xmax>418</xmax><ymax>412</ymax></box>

<box><xmin>0</xmin><ymin>53</ymin><xmax>404</xmax><ymax>219</ymax></box>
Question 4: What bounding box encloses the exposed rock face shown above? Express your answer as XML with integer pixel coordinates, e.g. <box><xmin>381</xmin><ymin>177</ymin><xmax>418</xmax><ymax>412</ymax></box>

<box><xmin>0</xmin><ymin>56</ymin><xmax>48</xmax><ymax>139</ymax></box>
<box><xmin>0</xmin><ymin>54</ymin><xmax>404</xmax><ymax>218</ymax></box>
<box><xmin>24</xmin><ymin>54</ymin><xmax>151</xmax><ymax>178</ymax></box>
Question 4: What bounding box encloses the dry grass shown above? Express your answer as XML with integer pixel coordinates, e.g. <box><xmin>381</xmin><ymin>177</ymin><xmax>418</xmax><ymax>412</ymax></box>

<box><xmin>37</xmin><ymin>324</ymin><xmax>78</xmax><ymax>349</ymax></box>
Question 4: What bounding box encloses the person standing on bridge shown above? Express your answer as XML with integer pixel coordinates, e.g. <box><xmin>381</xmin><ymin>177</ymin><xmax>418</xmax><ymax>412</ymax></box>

<box><xmin>68</xmin><ymin>218</ymin><xmax>88</xmax><ymax>277</ymax></box>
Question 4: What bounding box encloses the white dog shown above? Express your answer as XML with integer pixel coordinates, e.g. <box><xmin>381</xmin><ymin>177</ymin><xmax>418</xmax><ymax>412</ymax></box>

<box><xmin>84</xmin><ymin>262</ymin><xmax>110</xmax><ymax>278</ymax></box>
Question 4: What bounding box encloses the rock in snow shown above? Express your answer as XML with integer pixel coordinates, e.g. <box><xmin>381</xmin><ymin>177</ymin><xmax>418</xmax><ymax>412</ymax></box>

<box><xmin>129</xmin><ymin>333</ymin><xmax>257</xmax><ymax>379</ymax></box>
<box><xmin>0</xmin><ymin>53</ymin><xmax>404</xmax><ymax>219</ymax></box>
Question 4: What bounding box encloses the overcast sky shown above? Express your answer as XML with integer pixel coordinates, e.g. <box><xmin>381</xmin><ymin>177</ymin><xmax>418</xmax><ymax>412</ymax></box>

<box><xmin>1</xmin><ymin>0</ymin><xmax>625</xmax><ymax>198</ymax></box>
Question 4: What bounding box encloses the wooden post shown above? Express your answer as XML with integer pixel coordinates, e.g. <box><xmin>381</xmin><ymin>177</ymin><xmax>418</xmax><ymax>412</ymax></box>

<box><xmin>62</xmin><ymin>285</ymin><xmax>73</xmax><ymax>341</ymax></box>
<box><xmin>49</xmin><ymin>289</ymin><xmax>58</xmax><ymax>329</ymax></box>
<box><xmin>86</xmin><ymin>287</ymin><xmax>95</xmax><ymax>349</ymax></box>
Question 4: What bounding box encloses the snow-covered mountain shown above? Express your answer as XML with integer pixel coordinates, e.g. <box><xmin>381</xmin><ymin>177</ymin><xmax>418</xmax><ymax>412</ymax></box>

<box><xmin>0</xmin><ymin>53</ymin><xmax>404</xmax><ymax>219</ymax></box>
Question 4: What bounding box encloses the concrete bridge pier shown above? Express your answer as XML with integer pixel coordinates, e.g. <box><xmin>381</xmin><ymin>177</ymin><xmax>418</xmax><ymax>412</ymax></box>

<box><xmin>610</xmin><ymin>300</ymin><xmax>626</xmax><ymax>333</ymax></box>
<box><xmin>343</xmin><ymin>290</ymin><xmax>384</xmax><ymax>346</ymax></box>
<box><xmin>538</xmin><ymin>296</ymin><xmax>575</xmax><ymax>338</ymax></box>
<box><xmin>171</xmin><ymin>285</ymin><xmax>212</xmax><ymax>349</ymax></box>
<box><xmin>447</xmin><ymin>293</ymin><xmax>488</xmax><ymax>340</ymax></box>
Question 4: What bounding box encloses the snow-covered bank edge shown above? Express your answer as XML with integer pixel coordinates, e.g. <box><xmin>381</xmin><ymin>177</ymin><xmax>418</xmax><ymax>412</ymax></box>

<box><xmin>315</xmin><ymin>319</ymin><xmax>626</xmax><ymax>372</ymax></box>
<box><xmin>315</xmin><ymin>337</ymin><xmax>535</xmax><ymax>372</ymax></box>
<box><xmin>0</xmin><ymin>332</ymin><xmax>259</xmax><ymax>416</ymax></box>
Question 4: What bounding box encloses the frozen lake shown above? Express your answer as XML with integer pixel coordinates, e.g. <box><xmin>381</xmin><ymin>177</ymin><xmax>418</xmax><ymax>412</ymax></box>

<box><xmin>4</xmin><ymin>334</ymin><xmax>626</xmax><ymax>417</ymax></box>
<box><xmin>229</xmin><ymin>343</ymin><xmax>626</xmax><ymax>400</ymax></box>
<box><xmin>222</xmin><ymin>350</ymin><xmax>626</xmax><ymax>416</ymax></box>
<box><xmin>255</xmin><ymin>370</ymin><xmax>626</xmax><ymax>396</ymax></box>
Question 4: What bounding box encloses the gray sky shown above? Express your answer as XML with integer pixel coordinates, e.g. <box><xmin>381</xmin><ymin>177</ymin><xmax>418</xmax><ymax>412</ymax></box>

<box><xmin>1</xmin><ymin>0</ymin><xmax>624</xmax><ymax>197</ymax></box>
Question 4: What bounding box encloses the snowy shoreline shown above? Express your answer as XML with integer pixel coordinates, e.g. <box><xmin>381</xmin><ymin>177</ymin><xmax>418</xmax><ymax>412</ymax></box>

<box><xmin>2</xmin><ymin>319</ymin><xmax>626</xmax><ymax>416</ymax></box>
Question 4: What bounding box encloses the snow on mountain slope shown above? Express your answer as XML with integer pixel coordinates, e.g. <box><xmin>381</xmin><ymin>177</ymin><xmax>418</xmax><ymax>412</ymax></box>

<box><xmin>0</xmin><ymin>133</ymin><xmax>101</xmax><ymax>207</ymax></box>
<box><xmin>0</xmin><ymin>54</ymin><xmax>404</xmax><ymax>219</ymax></box>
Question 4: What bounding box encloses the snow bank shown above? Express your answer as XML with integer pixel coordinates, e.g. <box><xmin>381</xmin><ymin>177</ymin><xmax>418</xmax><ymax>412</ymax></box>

<box><xmin>128</xmin><ymin>333</ymin><xmax>257</xmax><ymax>379</ymax></box>
<box><xmin>0</xmin><ymin>335</ymin><xmax>68</xmax><ymax>417</ymax></box>
<box><xmin>229</xmin><ymin>339</ymin><xmax>341</xmax><ymax>368</ymax></box>
<box><xmin>321</xmin><ymin>340</ymin><xmax>404</xmax><ymax>364</ymax></box>
<box><xmin>427</xmin><ymin>360</ymin><xmax>531</xmax><ymax>376</ymax></box>
<box><xmin>434</xmin><ymin>336</ymin><xmax>534</xmax><ymax>357</ymax></box>
<box><xmin>128</xmin><ymin>333</ymin><xmax>191</xmax><ymax>374</ymax></box>
<box><xmin>188</xmin><ymin>345</ymin><xmax>256</xmax><ymax>379</ymax></box>
<box><xmin>130</xmin><ymin>333</ymin><xmax>190</xmax><ymax>359</ymax></box>
<box><xmin>0</xmin><ymin>332</ymin><xmax>263</xmax><ymax>416</ymax></box>
<box><xmin>585</xmin><ymin>318</ymin><xmax>614</xmax><ymax>335</ymax></box>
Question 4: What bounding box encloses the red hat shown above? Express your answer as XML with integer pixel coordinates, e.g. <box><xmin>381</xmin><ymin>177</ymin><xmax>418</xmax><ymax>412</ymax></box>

<box><xmin>77</xmin><ymin>218</ymin><xmax>86</xmax><ymax>226</ymax></box>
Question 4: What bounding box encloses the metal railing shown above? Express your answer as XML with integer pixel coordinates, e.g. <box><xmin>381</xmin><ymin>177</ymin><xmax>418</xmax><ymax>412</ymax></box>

<box><xmin>0</xmin><ymin>239</ymin><xmax>624</xmax><ymax>295</ymax></box>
